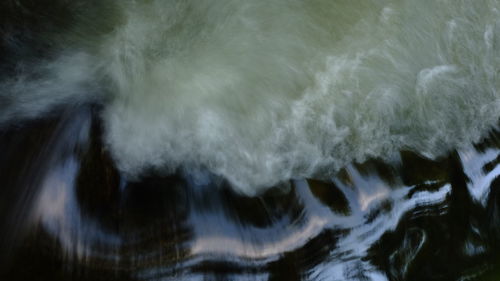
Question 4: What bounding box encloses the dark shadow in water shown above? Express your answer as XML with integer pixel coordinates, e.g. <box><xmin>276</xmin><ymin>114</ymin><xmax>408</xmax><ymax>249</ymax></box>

<box><xmin>0</xmin><ymin>105</ymin><xmax>499</xmax><ymax>281</ymax></box>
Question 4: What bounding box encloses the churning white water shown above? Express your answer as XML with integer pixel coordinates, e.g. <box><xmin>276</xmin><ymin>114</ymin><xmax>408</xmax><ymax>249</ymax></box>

<box><xmin>2</xmin><ymin>0</ymin><xmax>500</xmax><ymax>195</ymax></box>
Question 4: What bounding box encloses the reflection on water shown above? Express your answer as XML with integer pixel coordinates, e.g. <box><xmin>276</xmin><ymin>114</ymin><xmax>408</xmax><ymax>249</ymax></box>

<box><xmin>0</xmin><ymin>107</ymin><xmax>499</xmax><ymax>281</ymax></box>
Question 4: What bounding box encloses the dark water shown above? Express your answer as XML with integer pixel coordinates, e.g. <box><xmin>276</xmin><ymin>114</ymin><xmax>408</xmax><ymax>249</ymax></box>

<box><xmin>1</xmin><ymin>106</ymin><xmax>499</xmax><ymax>281</ymax></box>
<box><xmin>2</xmin><ymin>1</ymin><xmax>500</xmax><ymax>280</ymax></box>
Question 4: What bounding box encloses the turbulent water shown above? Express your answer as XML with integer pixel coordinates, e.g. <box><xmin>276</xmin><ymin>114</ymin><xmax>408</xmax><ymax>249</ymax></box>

<box><xmin>2</xmin><ymin>0</ymin><xmax>500</xmax><ymax>195</ymax></box>
<box><xmin>3</xmin><ymin>1</ymin><xmax>500</xmax><ymax>280</ymax></box>
<box><xmin>1</xmin><ymin>107</ymin><xmax>500</xmax><ymax>281</ymax></box>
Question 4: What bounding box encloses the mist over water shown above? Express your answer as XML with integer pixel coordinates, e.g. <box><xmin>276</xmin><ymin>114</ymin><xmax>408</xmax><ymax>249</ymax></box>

<box><xmin>3</xmin><ymin>1</ymin><xmax>500</xmax><ymax>280</ymax></box>
<box><xmin>2</xmin><ymin>0</ymin><xmax>500</xmax><ymax>194</ymax></box>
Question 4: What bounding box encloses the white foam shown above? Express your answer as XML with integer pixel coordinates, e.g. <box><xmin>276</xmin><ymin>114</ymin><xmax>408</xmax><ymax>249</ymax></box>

<box><xmin>0</xmin><ymin>53</ymin><xmax>98</xmax><ymax>123</ymax></box>
<box><xmin>2</xmin><ymin>0</ymin><xmax>500</xmax><ymax>195</ymax></box>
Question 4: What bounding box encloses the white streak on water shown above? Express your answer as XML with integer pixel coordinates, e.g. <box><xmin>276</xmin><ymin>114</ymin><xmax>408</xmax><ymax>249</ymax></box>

<box><xmin>460</xmin><ymin>146</ymin><xmax>500</xmax><ymax>205</ymax></box>
<box><xmin>33</xmin><ymin>158</ymin><xmax>121</xmax><ymax>260</ymax></box>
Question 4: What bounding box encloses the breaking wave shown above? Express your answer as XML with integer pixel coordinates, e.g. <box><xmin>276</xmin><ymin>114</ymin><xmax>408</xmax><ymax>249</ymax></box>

<box><xmin>2</xmin><ymin>0</ymin><xmax>500</xmax><ymax>195</ymax></box>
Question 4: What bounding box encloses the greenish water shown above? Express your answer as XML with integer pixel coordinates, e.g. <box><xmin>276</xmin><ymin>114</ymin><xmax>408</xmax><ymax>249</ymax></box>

<box><xmin>2</xmin><ymin>0</ymin><xmax>500</xmax><ymax>195</ymax></box>
<box><xmin>1</xmin><ymin>1</ymin><xmax>500</xmax><ymax>280</ymax></box>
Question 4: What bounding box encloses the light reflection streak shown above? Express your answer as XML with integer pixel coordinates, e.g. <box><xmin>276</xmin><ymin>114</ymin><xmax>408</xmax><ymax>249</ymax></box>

<box><xmin>3</xmin><ymin>110</ymin><xmax>498</xmax><ymax>280</ymax></box>
<box><xmin>33</xmin><ymin>158</ymin><xmax>122</xmax><ymax>259</ymax></box>
<box><xmin>459</xmin><ymin>147</ymin><xmax>500</xmax><ymax>205</ymax></box>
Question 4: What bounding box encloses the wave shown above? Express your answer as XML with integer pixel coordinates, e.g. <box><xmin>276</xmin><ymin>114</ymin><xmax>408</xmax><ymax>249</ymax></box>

<box><xmin>2</xmin><ymin>0</ymin><xmax>500</xmax><ymax>195</ymax></box>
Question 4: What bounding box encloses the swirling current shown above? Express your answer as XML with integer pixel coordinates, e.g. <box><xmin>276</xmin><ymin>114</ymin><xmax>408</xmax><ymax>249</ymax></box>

<box><xmin>1</xmin><ymin>0</ymin><xmax>500</xmax><ymax>280</ymax></box>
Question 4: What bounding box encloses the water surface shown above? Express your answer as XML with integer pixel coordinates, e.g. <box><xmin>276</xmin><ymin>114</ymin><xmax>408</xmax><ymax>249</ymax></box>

<box><xmin>1</xmin><ymin>1</ymin><xmax>500</xmax><ymax>280</ymax></box>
